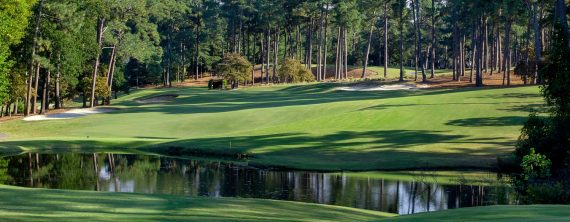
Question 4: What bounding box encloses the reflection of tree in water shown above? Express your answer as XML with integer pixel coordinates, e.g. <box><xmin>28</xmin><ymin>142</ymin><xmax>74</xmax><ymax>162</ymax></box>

<box><xmin>2</xmin><ymin>153</ymin><xmax>97</xmax><ymax>190</ymax></box>
<box><xmin>0</xmin><ymin>158</ymin><xmax>11</xmax><ymax>184</ymax></box>
<box><xmin>1</xmin><ymin>153</ymin><xmax>516</xmax><ymax>215</ymax></box>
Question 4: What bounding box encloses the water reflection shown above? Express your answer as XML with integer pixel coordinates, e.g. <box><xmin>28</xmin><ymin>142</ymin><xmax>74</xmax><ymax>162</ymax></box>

<box><xmin>0</xmin><ymin>153</ymin><xmax>515</xmax><ymax>215</ymax></box>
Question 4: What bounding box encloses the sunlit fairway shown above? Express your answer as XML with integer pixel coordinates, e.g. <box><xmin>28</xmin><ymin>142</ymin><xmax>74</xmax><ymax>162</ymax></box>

<box><xmin>0</xmin><ymin>185</ymin><xmax>395</xmax><ymax>222</ymax></box>
<box><xmin>0</xmin><ymin>84</ymin><xmax>543</xmax><ymax>170</ymax></box>
<box><xmin>380</xmin><ymin>205</ymin><xmax>570</xmax><ymax>222</ymax></box>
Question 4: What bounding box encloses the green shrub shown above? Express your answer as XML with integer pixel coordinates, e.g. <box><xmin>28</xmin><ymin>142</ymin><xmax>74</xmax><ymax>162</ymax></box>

<box><xmin>277</xmin><ymin>59</ymin><xmax>315</xmax><ymax>83</ymax></box>
<box><xmin>216</xmin><ymin>53</ymin><xmax>252</xmax><ymax>85</ymax></box>
<box><xmin>208</xmin><ymin>79</ymin><xmax>227</xmax><ymax>90</ymax></box>
<box><xmin>521</xmin><ymin>148</ymin><xmax>552</xmax><ymax>180</ymax></box>
<box><xmin>522</xmin><ymin>182</ymin><xmax>570</xmax><ymax>204</ymax></box>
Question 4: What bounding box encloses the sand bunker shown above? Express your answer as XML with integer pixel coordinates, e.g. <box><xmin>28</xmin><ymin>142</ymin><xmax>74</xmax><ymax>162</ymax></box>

<box><xmin>23</xmin><ymin>108</ymin><xmax>115</xmax><ymax>121</ymax></box>
<box><xmin>135</xmin><ymin>94</ymin><xmax>179</xmax><ymax>104</ymax></box>
<box><xmin>337</xmin><ymin>84</ymin><xmax>429</xmax><ymax>92</ymax></box>
<box><xmin>0</xmin><ymin>133</ymin><xmax>7</xmax><ymax>139</ymax></box>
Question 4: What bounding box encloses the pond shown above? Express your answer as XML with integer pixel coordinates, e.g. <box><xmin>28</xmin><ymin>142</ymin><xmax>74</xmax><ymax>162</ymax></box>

<box><xmin>0</xmin><ymin>153</ymin><xmax>516</xmax><ymax>215</ymax></box>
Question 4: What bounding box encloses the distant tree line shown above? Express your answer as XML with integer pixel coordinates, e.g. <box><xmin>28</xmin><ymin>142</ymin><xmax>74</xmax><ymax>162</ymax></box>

<box><xmin>0</xmin><ymin>0</ymin><xmax>569</xmax><ymax>117</ymax></box>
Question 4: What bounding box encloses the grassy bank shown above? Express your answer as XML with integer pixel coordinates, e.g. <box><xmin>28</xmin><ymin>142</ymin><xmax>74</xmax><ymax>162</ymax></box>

<box><xmin>0</xmin><ymin>84</ymin><xmax>543</xmax><ymax>170</ymax></box>
<box><xmin>0</xmin><ymin>185</ymin><xmax>395</xmax><ymax>221</ymax></box>
<box><xmin>382</xmin><ymin>205</ymin><xmax>570</xmax><ymax>222</ymax></box>
<box><xmin>1</xmin><ymin>185</ymin><xmax>567</xmax><ymax>222</ymax></box>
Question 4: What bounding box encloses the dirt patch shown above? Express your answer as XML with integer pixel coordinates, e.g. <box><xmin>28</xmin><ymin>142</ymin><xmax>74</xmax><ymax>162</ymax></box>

<box><xmin>135</xmin><ymin>94</ymin><xmax>179</xmax><ymax>104</ymax></box>
<box><xmin>0</xmin><ymin>133</ymin><xmax>8</xmax><ymax>140</ymax></box>
<box><xmin>23</xmin><ymin>108</ymin><xmax>117</xmax><ymax>121</ymax></box>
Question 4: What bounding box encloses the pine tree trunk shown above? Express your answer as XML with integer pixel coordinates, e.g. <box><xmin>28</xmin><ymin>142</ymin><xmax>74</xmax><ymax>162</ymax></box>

<box><xmin>273</xmin><ymin>31</ymin><xmax>279</xmax><ymax>83</ymax></box>
<box><xmin>452</xmin><ymin>19</ymin><xmax>458</xmax><ymax>81</ymax></box>
<box><xmin>55</xmin><ymin>53</ymin><xmax>61</xmax><ymax>109</ymax></box>
<box><xmin>40</xmin><ymin>65</ymin><xmax>50</xmax><ymax>114</ymax></box>
<box><xmin>361</xmin><ymin>24</ymin><xmax>374</xmax><ymax>79</ymax></box>
<box><xmin>317</xmin><ymin>9</ymin><xmax>324</xmax><ymax>81</ymax></box>
<box><xmin>90</xmin><ymin>18</ymin><xmax>105</xmax><ymax>108</ymax></box>
<box><xmin>25</xmin><ymin>0</ymin><xmax>44</xmax><ymax>116</ymax></box>
<box><xmin>399</xmin><ymin>0</ymin><xmax>404</xmax><ymax>82</ymax></box>
<box><xmin>489</xmin><ymin>23</ymin><xmax>497</xmax><ymax>76</ymax></box>
<box><xmin>412</xmin><ymin>0</ymin><xmax>418</xmax><ymax>81</ymax></box>
<box><xmin>476</xmin><ymin>17</ymin><xmax>485</xmax><ymax>87</ymax></box>
<box><xmin>106</xmin><ymin>45</ymin><xmax>117</xmax><ymax>104</ymax></box>
<box><xmin>195</xmin><ymin>25</ymin><xmax>200</xmax><ymax>80</ymax></box>
<box><xmin>505</xmin><ymin>19</ymin><xmax>512</xmax><ymax>86</ymax></box>
<box><xmin>461</xmin><ymin>35</ymin><xmax>466</xmax><ymax>77</ymax></box>
<box><xmin>470</xmin><ymin>28</ymin><xmax>476</xmax><ymax>83</ymax></box>
<box><xmin>323</xmin><ymin>6</ymin><xmax>329</xmax><ymax>80</ymax></box>
<box><xmin>13</xmin><ymin>99</ymin><xmax>18</xmax><ymax>115</ymax></box>
<box><xmin>266</xmin><ymin>29</ymin><xmax>271</xmax><ymax>84</ymax></box>
<box><xmin>335</xmin><ymin>27</ymin><xmax>341</xmax><ymax>79</ymax></box>
<box><xmin>475</xmin><ymin>18</ymin><xmax>482</xmax><ymax>87</ymax></box>
<box><xmin>497</xmin><ymin>25</ymin><xmax>504</xmax><ymax>73</ymax></box>
<box><xmin>483</xmin><ymin>19</ymin><xmax>488</xmax><ymax>74</ymax></box>
<box><xmin>555</xmin><ymin>0</ymin><xmax>569</xmax><ymax>47</ymax></box>
<box><xmin>415</xmin><ymin>0</ymin><xmax>427</xmax><ymax>82</ymax></box>
<box><xmin>384</xmin><ymin>2</ymin><xmax>389</xmax><ymax>78</ymax></box>
<box><xmin>342</xmin><ymin>27</ymin><xmax>348</xmax><ymax>79</ymax></box>
<box><xmin>532</xmin><ymin>1</ymin><xmax>541</xmax><ymax>84</ymax></box>
<box><xmin>32</xmin><ymin>63</ymin><xmax>41</xmax><ymax>114</ymax></box>
<box><xmin>431</xmin><ymin>0</ymin><xmax>436</xmax><ymax>78</ymax></box>
<box><xmin>260</xmin><ymin>34</ymin><xmax>265</xmax><ymax>80</ymax></box>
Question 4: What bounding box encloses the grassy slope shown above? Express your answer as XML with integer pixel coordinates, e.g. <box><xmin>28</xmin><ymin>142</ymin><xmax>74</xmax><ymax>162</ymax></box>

<box><xmin>0</xmin><ymin>84</ymin><xmax>543</xmax><ymax>170</ymax></box>
<box><xmin>381</xmin><ymin>205</ymin><xmax>570</xmax><ymax>222</ymax></box>
<box><xmin>1</xmin><ymin>185</ymin><xmax>566</xmax><ymax>222</ymax></box>
<box><xmin>0</xmin><ymin>185</ymin><xmax>394</xmax><ymax>222</ymax></box>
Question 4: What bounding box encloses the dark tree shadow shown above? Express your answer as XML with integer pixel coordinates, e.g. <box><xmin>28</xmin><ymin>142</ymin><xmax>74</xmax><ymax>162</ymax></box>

<box><xmin>107</xmin><ymin>85</ymin><xmax>518</xmax><ymax>116</ymax></box>
<box><xmin>446</xmin><ymin>117</ymin><xmax>528</xmax><ymax>127</ymax></box>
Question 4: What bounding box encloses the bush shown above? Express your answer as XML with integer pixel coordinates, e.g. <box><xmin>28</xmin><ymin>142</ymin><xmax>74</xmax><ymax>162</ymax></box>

<box><xmin>514</xmin><ymin>60</ymin><xmax>542</xmax><ymax>84</ymax></box>
<box><xmin>521</xmin><ymin>148</ymin><xmax>552</xmax><ymax>180</ymax></box>
<box><xmin>216</xmin><ymin>53</ymin><xmax>252</xmax><ymax>86</ymax></box>
<box><xmin>208</xmin><ymin>79</ymin><xmax>227</xmax><ymax>90</ymax></box>
<box><xmin>277</xmin><ymin>59</ymin><xmax>315</xmax><ymax>83</ymax></box>
<box><xmin>522</xmin><ymin>182</ymin><xmax>570</xmax><ymax>204</ymax></box>
<box><xmin>516</xmin><ymin>114</ymin><xmax>551</xmax><ymax>159</ymax></box>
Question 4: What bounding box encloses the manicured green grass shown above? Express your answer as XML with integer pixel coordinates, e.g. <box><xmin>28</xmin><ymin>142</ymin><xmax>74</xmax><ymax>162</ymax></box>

<box><xmin>0</xmin><ymin>84</ymin><xmax>543</xmax><ymax>170</ymax></box>
<box><xmin>0</xmin><ymin>185</ymin><xmax>395</xmax><ymax>222</ymax></box>
<box><xmin>1</xmin><ymin>185</ymin><xmax>566</xmax><ymax>222</ymax></box>
<box><xmin>380</xmin><ymin>205</ymin><xmax>570</xmax><ymax>222</ymax></box>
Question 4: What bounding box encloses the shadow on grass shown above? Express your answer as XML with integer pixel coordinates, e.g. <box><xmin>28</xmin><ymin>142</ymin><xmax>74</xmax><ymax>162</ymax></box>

<box><xmin>498</xmin><ymin>103</ymin><xmax>548</xmax><ymax>113</ymax></box>
<box><xmin>109</xmin><ymin>85</ymin><xmax>512</xmax><ymax>116</ymax></box>
<box><xmin>474</xmin><ymin>92</ymin><xmax>542</xmax><ymax>100</ymax></box>
<box><xmin>359</xmin><ymin>102</ymin><xmax>533</xmax><ymax>111</ymax></box>
<box><xmin>446</xmin><ymin>117</ymin><xmax>528</xmax><ymax>127</ymax></box>
<box><xmin>146</xmin><ymin>130</ymin><xmax>514</xmax><ymax>170</ymax></box>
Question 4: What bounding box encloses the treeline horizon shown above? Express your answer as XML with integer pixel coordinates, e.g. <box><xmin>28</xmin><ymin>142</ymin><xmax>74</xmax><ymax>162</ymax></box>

<box><xmin>0</xmin><ymin>0</ymin><xmax>569</xmax><ymax>117</ymax></box>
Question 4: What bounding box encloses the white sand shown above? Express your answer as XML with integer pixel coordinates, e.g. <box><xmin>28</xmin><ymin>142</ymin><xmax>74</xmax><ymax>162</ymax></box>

<box><xmin>337</xmin><ymin>84</ymin><xmax>430</xmax><ymax>92</ymax></box>
<box><xmin>23</xmin><ymin>108</ymin><xmax>114</xmax><ymax>121</ymax></box>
